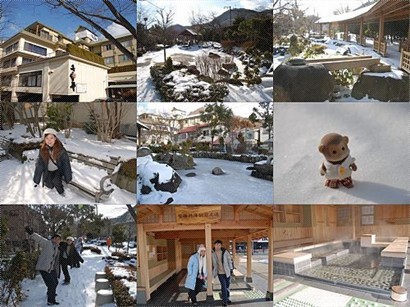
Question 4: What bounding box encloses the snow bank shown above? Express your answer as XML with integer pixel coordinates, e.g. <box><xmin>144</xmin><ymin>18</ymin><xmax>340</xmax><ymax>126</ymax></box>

<box><xmin>274</xmin><ymin>103</ymin><xmax>409</xmax><ymax>204</ymax></box>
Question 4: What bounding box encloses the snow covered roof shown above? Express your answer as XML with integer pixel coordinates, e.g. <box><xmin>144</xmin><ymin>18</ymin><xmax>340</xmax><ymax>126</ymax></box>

<box><xmin>316</xmin><ymin>1</ymin><xmax>378</xmax><ymax>24</ymax></box>
<box><xmin>178</xmin><ymin>124</ymin><xmax>209</xmax><ymax>134</ymax></box>
<box><xmin>178</xmin><ymin>28</ymin><xmax>198</xmax><ymax>36</ymax></box>
<box><xmin>137</xmin><ymin>120</ymin><xmax>150</xmax><ymax>130</ymax></box>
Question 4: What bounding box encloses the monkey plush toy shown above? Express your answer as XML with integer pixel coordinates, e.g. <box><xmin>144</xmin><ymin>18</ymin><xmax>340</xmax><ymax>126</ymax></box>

<box><xmin>318</xmin><ymin>133</ymin><xmax>357</xmax><ymax>189</ymax></box>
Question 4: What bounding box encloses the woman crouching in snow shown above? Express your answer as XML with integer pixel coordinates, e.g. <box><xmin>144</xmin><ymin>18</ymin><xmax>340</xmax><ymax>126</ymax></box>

<box><xmin>33</xmin><ymin>128</ymin><xmax>72</xmax><ymax>196</ymax></box>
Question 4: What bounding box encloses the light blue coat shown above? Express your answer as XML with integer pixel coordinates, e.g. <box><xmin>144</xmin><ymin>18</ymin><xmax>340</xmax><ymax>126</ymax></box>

<box><xmin>185</xmin><ymin>253</ymin><xmax>205</xmax><ymax>290</ymax></box>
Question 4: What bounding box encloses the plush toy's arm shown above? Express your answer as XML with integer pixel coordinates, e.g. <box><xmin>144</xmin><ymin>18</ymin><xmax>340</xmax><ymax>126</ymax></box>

<box><xmin>320</xmin><ymin>163</ymin><xmax>326</xmax><ymax>176</ymax></box>
<box><xmin>350</xmin><ymin>163</ymin><xmax>357</xmax><ymax>171</ymax></box>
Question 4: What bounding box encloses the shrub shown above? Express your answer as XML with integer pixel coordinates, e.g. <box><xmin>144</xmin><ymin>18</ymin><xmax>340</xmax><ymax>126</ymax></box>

<box><xmin>331</xmin><ymin>69</ymin><xmax>354</xmax><ymax>87</ymax></box>
<box><xmin>221</xmin><ymin>40</ymin><xmax>236</xmax><ymax>52</ymax></box>
<box><xmin>164</xmin><ymin>57</ymin><xmax>174</xmax><ymax>74</ymax></box>
<box><xmin>303</xmin><ymin>44</ymin><xmax>326</xmax><ymax>58</ymax></box>
<box><xmin>112</xmin><ymin>280</ymin><xmax>136</xmax><ymax>306</ymax></box>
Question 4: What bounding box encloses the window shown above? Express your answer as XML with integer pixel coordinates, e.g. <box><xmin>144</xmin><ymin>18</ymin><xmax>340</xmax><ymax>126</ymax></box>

<box><xmin>2</xmin><ymin>60</ymin><xmax>10</xmax><ymax>68</ymax></box>
<box><xmin>1</xmin><ymin>75</ymin><xmax>12</xmax><ymax>86</ymax></box>
<box><xmin>5</xmin><ymin>42</ymin><xmax>18</xmax><ymax>54</ymax></box>
<box><xmin>121</xmin><ymin>40</ymin><xmax>132</xmax><ymax>47</ymax></box>
<box><xmin>118</xmin><ymin>54</ymin><xmax>130</xmax><ymax>62</ymax></box>
<box><xmin>22</xmin><ymin>58</ymin><xmax>34</xmax><ymax>64</ymax></box>
<box><xmin>104</xmin><ymin>56</ymin><xmax>114</xmax><ymax>65</ymax></box>
<box><xmin>24</xmin><ymin>42</ymin><xmax>47</xmax><ymax>56</ymax></box>
<box><xmin>19</xmin><ymin>71</ymin><xmax>42</xmax><ymax>87</ymax></box>
<box><xmin>103</xmin><ymin>44</ymin><xmax>112</xmax><ymax>51</ymax></box>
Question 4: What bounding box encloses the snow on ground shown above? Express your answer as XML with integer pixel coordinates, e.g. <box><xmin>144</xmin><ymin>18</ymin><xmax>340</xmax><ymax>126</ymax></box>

<box><xmin>274</xmin><ymin>38</ymin><xmax>406</xmax><ymax>102</ymax></box>
<box><xmin>137</xmin><ymin>44</ymin><xmax>272</xmax><ymax>102</ymax></box>
<box><xmin>20</xmin><ymin>248</ymin><xmax>108</xmax><ymax>307</ymax></box>
<box><xmin>0</xmin><ymin>127</ymin><xmax>135</xmax><ymax>204</ymax></box>
<box><xmin>274</xmin><ymin>103</ymin><xmax>409</xmax><ymax>204</ymax></box>
<box><xmin>138</xmin><ymin>158</ymin><xmax>273</xmax><ymax>204</ymax></box>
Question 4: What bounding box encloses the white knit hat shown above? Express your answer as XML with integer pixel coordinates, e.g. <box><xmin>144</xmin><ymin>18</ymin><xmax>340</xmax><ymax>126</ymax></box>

<box><xmin>43</xmin><ymin>128</ymin><xmax>58</xmax><ymax>139</ymax></box>
<box><xmin>66</xmin><ymin>236</ymin><xmax>74</xmax><ymax>241</ymax></box>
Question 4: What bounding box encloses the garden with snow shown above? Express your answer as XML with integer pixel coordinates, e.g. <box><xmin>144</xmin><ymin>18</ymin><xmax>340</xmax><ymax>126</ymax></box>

<box><xmin>138</xmin><ymin>44</ymin><xmax>273</xmax><ymax>102</ymax></box>
<box><xmin>273</xmin><ymin>35</ymin><xmax>409</xmax><ymax>102</ymax></box>
<box><xmin>0</xmin><ymin>120</ymin><xmax>136</xmax><ymax>205</ymax></box>
<box><xmin>273</xmin><ymin>103</ymin><xmax>409</xmax><ymax>204</ymax></box>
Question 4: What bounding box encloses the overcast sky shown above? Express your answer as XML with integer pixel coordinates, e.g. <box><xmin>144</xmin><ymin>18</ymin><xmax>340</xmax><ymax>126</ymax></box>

<box><xmin>298</xmin><ymin>0</ymin><xmax>369</xmax><ymax>18</ymax></box>
<box><xmin>137</xmin><ymin>103</ymin><xmax>261</xmax><ymax>118</ymax></box>
<box><xmin>138</xmin><ymin>0</ymin><xmax>272</xmax><ymax>26</ymax></box>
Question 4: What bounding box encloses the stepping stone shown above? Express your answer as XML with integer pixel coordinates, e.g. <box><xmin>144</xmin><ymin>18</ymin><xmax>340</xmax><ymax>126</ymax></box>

<box><xmin>95</xmin><ymin>278</ymin><xmax>110</xmax><ymax>292</ymax></box>
<box><xmin>96</xmin><ymin>289</ymin><xmax>114</xmax><ymax>306</ymax></box>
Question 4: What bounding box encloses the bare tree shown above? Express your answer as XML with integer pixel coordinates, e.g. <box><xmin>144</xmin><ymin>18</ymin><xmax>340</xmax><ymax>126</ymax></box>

<box><xmin>333</xmin><ymin>4</ymin><xmax>351</xmax><ymax>15</ymax></box>
<box><xmin>43</xmin><ymin>0</ymin><xmax>136</xmax><ymax>63</ymax></box>
<box><xmin>13</xmin><ymin>103</ymin><xmax>44</xmax><ymax>138</ymax></box>
<box><xmin>87</xmin><ymin>102</ymin><xmax>125</xmax><ymax>143</ymax></box>
<box><xmin>155</xmin><ymin>7</ymin><xmax>175</xmax><ymax>62</ymax></box>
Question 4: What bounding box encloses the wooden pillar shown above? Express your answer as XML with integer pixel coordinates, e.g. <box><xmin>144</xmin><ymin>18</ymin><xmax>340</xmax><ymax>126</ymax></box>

<box><xmin>344</xmin><ymin>23</ymin><xmax>348</xmax><ymax>41</ymax></box>
<box><xmin>329</xmin><ymin>23</ymin><xmax>332</xmax><ymax>39</ymax></box>
<box><xmin>319</xmin><ymin>23</ymin><xmax>323</xmax><ymax>35</ymax></box>
<box><xmin>205</xmin><ymin>223</ymin><xmax>214</xmax><ymax>302</ymax></box>
<box><xmin>175</xmin><ymin>239</ymin><xmax>182</xmax><ymax>273</ymax></box>
<box><xmin>378</xmin><ymin>15</ymin><xmax>385</xmax><ymax>51</ymax></box>
<box><xmin>351</xmin><ymin>206</ymin><xmax>356</xmax><ymax>240</ymax></box>
<box><xmin>137</xmin><ymin>223</ymin><xmax>150</xmax><ymax>302</ymax></box>
<box><xmin>246</xmin><ymin>234</ymin><xmax>253</xmax><ymax>282</ymax></box>
<box><xmin>232</xmin><ymin>239</ymin><xmax>237</xmax><ymax>268</ymax></box>
<box><xmin>266</xmin><ymin>220</ymin><xmax>273</xmax><ymax>301</ymax></box>
<box><xmin>359</xmin><ymin>19</ymin><xmax>364</xmax><ymax>46</ymax></box>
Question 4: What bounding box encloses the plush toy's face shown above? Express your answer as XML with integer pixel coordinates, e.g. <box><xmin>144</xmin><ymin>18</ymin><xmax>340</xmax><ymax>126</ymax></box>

<box><xmin>318</xmin><ymin>133</ymin><xmax>350</xmax><ymax>163</ymax></box>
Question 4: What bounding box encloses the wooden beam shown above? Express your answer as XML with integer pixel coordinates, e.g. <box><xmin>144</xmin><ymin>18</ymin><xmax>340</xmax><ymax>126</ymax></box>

<box><xmin>143</xmin><ymin>220</ymin><xmax>270</xmax><ymax>231</ymax></box>
<box><xmin>311</xmin><ymin>58</ymin><xmax>380</xmax><ymax>71</ymax></box>
<box><xmin>305</xmin><ymin>55</ymin><xmax>373</xmax><ymax>63</ymax></box>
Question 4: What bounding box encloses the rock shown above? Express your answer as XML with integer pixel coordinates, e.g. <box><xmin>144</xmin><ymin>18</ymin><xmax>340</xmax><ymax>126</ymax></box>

<box><xmin>208</xmin><ymin>52</ymin><xmax>221</xmax><ymax>59</ymax></box>
<box><xmin>217</xmin><ymin>68</ymin><xmax>231</xmax><ymax>77</ymax></box>
<box><xmin>187</xmin><ymin>65</ymin><xmax>200</xmax><ymax>76</ymax></box>
<box><xmin>140</xmin><ymin>185</ymin><xmax>151</xmax><ymax>194</ymax></box>
<box><xmin>211</xmin><ymin>167</ymin><xmax>225</xmax><ymax>175</ymax></box>
<box><xmin>251</xmin><ymin>161</ymin><xmax>273</xmax><ymax>181</ymax></box>
<box><xmin>351</xmin><ymin>72</ymin><xmax>409</xmax><ymax>102</ymax></box>
<box><xmin>198</xmin><ymin>74</ymin><xmax>214</xmax><ymax>83</ymax></box>
<box><xmin>152</xmin><ymin>171</ymin><xmax>182</xmax><ymax>193</ymax></box>
<box><xmin>186</xmin><ymin>172</ymin><xmax>196</xmax><ymax>177</ymax></box>
<box><xmin>274</xmin><ymin>63</ymin><xmax>334</xmax><ymax>102</ymax></box>
<box><xmin>137</xmin><ymin>147</ymin><xmax>153</xmax><ymax>158</ymax></box>
<box><xmin>222</xmin><ymin>63</ymin><xmax>237</xmax><ymax>71</ymax></box>
<box><xmin>246</xmin><ymin>166</ymin><xmax>255</xmax><ymax>170</ymax></box>
<box><xmin>226</xmin><ymin>79</ymin><xmax>243</xmax><ymax>86</ymax></box>
<box><xmin>155</xmin><ymin>153</ymin><xmax>195</xmax><ymax>170</ymax></box>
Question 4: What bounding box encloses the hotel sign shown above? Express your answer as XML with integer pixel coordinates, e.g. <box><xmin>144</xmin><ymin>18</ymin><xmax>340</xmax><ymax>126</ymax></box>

<box><xmin>175</xmin><ymin>206</ymin><xmax>221</xmax><ymax>224</ymax></box>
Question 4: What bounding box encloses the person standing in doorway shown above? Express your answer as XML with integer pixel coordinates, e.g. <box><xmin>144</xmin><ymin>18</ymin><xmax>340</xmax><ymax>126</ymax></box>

<box><xmin>212</xmin><ymin>240</ymin><xmax>233</xmax><ymax>306</ymax></box>
<box><xmin>185</xmin><ymin>245</ymin><xmax>207</xmax><ymax>305</ymax></box>
<box><xmin>25</xmin><ymin>226</ymin><xmax>61</xmax><ymax>306</ymax></box>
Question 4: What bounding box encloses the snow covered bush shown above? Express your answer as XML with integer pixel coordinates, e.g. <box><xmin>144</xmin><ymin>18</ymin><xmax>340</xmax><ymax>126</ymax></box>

<box><xmin>331</xmin><ymin>69</ymin><xmax>354</xmax><ymax>87</ymax></box>
<box><xmin>150</xmin><ymin>65</ymin><xmax>229</xmax><ymax>102</ymax></box>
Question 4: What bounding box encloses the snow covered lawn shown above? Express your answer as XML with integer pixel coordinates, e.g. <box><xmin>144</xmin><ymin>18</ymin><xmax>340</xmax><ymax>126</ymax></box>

<box><xmin>20</xmin><ymin>249</ymin><xmax>108</xmax><ymax>307</ymax></box>
<box><xmin>0</xmin><ymin>127</ymin><xmax>135</xmax><ymax>204</ymax></box>
<box><xmin>274</xmin><ymin>103</ymin><xmax>409</xmax><ymax>204</ymax></box>
<box><xmin>138</xmin><ymin>158</ymin><xmax>273</xmax><ymax>204</ymax></box>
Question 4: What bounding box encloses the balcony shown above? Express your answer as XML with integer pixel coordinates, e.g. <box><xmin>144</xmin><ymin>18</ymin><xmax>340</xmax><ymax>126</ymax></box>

<box><xmin>23</xmin><ymin>29</ymin><xmax>59</xmax><ymax>43</ymax></box>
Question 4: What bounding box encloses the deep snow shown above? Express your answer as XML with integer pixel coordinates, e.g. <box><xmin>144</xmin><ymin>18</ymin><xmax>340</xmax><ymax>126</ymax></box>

<box><xmin>138</xmin><ymin>157</ymin><xmax>273</xmax><ymax>205</ymax></box>
<box><xmin>0</xmin><ymin>127</ymin><xmax>135</xmax><ymax>205</ymax></box>
<box><xmin>273</xmin><ymin>103</ymin><xmax>409</xmax><ymax>204</ymax></box>
<box><xmin>137</xmin><ymin>45</ymin><xmax>272</xmax><ymax>102</ymax></box>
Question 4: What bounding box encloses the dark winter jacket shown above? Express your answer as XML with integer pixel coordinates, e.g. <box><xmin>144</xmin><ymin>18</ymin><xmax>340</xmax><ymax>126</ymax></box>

<box><xmin>33</xmin><ymin>147</ymin><xmax>72</xmax><ymax>186</ymax></box>
<box><xmin>59</xmin><ymin>242</ymin><xmax>84</xmax><ymax>266</ymax></box>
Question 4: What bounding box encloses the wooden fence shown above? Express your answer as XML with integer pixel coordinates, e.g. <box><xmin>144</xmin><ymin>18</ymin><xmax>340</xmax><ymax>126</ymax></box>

<box><xmin>399</xmin><ymin>50</ymin><xmax>410</xmax><ymax>74</ymax></box>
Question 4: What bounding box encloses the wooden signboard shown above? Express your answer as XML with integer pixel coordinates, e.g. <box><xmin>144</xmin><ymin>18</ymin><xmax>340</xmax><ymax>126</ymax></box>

<box><xmin>175</xmin><ymin>206</ymin><xmax>221</xmax><ymax>224</ymax></box>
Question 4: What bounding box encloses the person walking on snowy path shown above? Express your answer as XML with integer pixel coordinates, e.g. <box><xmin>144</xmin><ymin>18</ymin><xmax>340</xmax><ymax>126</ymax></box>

<box><xmin>212</xmin><ymin>240</ymin><xmax>234</xmax><ymax>306</ymax></box>
<box><xmin>59</xmin><ymin>236</ymin><xmax>84</xmax><ymax>284</ymax></box>
<box><xmin>106</xmin><ymin>236</ymin><xmax>112</xmax><ymax>251</ymax></box>
<box><xmin>33</xmin><ymin>128</ymin><xmax>72</xmax><ymax>196</ymax></box>
<box><xmin>185</xmin><ymin>244</ymin><xmax>207</xmax><ymax>305</ymax></box>
<box><xmin>25</xmin><ymin>226</ymin><xmax>61</xmax><ymax>306</ymax></box>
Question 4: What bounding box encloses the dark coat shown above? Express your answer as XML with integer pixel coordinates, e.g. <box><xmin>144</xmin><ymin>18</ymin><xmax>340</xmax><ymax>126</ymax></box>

<box><xmin>59</xmin><ymin>242</ymin><xmax>84</xmax><ymax>267</ymax></box>
<box><xmin>33</xmin><ymin>147</ymin><xmax>72</xmax><ymax>186</ymax></box>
